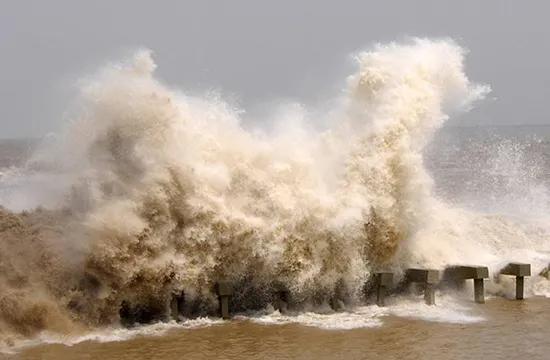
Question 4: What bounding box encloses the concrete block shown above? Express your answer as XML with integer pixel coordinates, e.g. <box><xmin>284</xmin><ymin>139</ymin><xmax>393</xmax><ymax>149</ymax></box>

<box><xmin>375</xmin><ymin>272</ymin><xmax>393</xmax><ymax>306</ymax></box>
<box><xmin>330</xmin><ymin>278</ymin><xmax>349</xmax><ymax>311</ymax></box>
<box><xmin>274</xmin><ymin>290</ymin><xmax>289</xmax><ymax>313</ymax></box>
<box><xmin>168</xmin><ymin>291</ymin><xmax>185</xmax><ymax>318</ymax></box>
<box><xmin>376</xmin><ymin>286</ymin><xmax>387</xmax><ymax>306</ymax></box>
<box><xmin>376</xmin><ymin>272</ymin><xmax>394</xmax><ymax>287</ymax></box>
<box><xmin>443</xmin><ymin>265</ymin><xmax>488</xmax><ymax>304</ymax></box>
<box><xmin>219</xmin><ymin>296</ymin><xmax>230</xmax><ymax>320</ymax></box>
<box><xmin>406</xmin><ymin>269</ymin><xmax>440</xmax><ymax>284</ymax></box>
<box><xmin>169</xmin><ymin>296</ymin><xmax>179</xmax><ymax>321</ymax></box>
<box><xmin>424</xmin><ymin>284</ymin><xmax>435</xmax><ymax>306</ymax></box>
<box><xmin>540</xmin><ymin>264</ymin><xmax>550</xmax><ymax>278</ymax></box>
<box><xmin>516</xmin><ymin>276</ymin><xmax>525</xmax><ymax>300</ymax></box>
<box><xmin>405</xmin><ymin>269</ymin><xmax>440</xmax><ymax>305</ymax></box>
<box><xmin>216</xmin><ymin>281</ymin><xmax>234</xmax><ymax>296</ymax></box>
<box><xmin>215</xmin><ymin>281</ymin><xmax>233</xmax><ymax>319</ymax></box>
<box><xmin>443</xmin><ymin>266</ymin><xmax>489</xmax><ymax>280</ymax></box>
<box><xmin>500</xmin><ymin>263</ymin><xmax>531</xmax><ymax>277</ymax></box>
<box><xmin>474</xmin><ymin>279</ymin><xmax>485</xmax><ymax>304</ymax></box>
<box><xmin>500</xmin><ymin>263</ymin><xmax>530</xmax><ymax>300</ymax></box>
<box><xmin>474</xmin><ymin>266</ymin><xmax>489</xmax><ymax>279</ymax></box>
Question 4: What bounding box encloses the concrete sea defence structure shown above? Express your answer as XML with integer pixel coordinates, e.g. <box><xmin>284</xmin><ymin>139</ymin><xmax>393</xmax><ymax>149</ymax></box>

<box><xmin>404</xmin><ymin>269</ymin><xmax>439</xmax><ymax>305</ymax></box>
<box><xmin>442</xmin><ymin>266</ymin><xmax>489</xmax><ymax>304</ymax></box>
<box><xmin>499</xmin><ymin>263</ymin><xmax>531</xmax><ymax>300</ymax></box>
<box><xmin>216</xmin><ymin>281</ymin><xmax>233</xmax><ymax>320</ymax></box>
<box><xmin>374</xmin><ymin>272</ymin><xmax>394</xmax><ymax>307</ymax></box>
<box><xmin>161</xmin><ymin>263</ymin><xmax>532</xmax><ymax>321</ymax></box>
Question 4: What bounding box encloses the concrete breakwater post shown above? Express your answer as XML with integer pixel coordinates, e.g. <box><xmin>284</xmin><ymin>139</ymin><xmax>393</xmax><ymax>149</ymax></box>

<box><xmin>169</xmin><ymin>290</ymin><xmax>185</xmax><ymax>321</ymax></box>
<box><xmin>216</xmin><ymin>281</ymin><xmax>234</xmax><ymax>319</ymax></box>
<box><xmin>273</xmin><ymin>282</ymin><xmax>290</xmax><ymax>314</ymax></box>
<box><xmin>500</xmin><ymin>263</ymin><xmax>531</xmax><ymax>300</ymax></box>
<box><xmin>375</xmin><ymin>272</ymin><xmax>393</xmax><ymax>306</ymax></box>
<box><xmin>405</xmin><ymin>269</ymin><xmax>440</xmax><ymax>305</ymax></box>
<box><xmin>274</xmin><ymin>290</ymin><xmax>290</xmax><ymax>313</ymax></box>
<box><xmin>443</xmin><ymin>266</ymin><xmax>489</xmax><ymax>304</ymax></box>
<box><xmin>474</xmin><ymin>278</ymin><xmax>484</xmax><ymax>304</ymax></box>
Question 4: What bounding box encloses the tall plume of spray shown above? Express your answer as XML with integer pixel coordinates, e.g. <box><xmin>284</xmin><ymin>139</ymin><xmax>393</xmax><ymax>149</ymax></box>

<box><xmin>0</xmin><ymin>38</ymin><xmax>496</xmax><ymax>340</ymax></box>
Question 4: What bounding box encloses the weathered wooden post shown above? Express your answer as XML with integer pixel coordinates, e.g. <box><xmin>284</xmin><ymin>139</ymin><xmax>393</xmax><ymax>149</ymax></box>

<box><xmin>375</xmin><ymin>272</ymin><xmax>393</xmax><ymax>306</ymax></box>
<box><xmin>405</xmin><ymin>269</ymin><xmax>440</xmax><ymax>305</ymax></box>
<box><xmin>500</xmin><ymin>263</ymin><xmax>531</xmax><ymax>300</ymax></box>
<box><xmin>216</xmin><ymin>281</ymin><xmax>233</xmax><ymax>319</ymax></box>
<box><xmin>443</xmin><ymin>266</ymin><xmax>489</xmax><ymax>304</ymax></box>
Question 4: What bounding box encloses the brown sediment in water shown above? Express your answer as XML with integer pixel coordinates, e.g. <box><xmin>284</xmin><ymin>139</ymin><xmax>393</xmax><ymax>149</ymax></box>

<box><xmin>10</xmin><ymin>297</ymin><xmax>550</xmax><ymax>360</ymax></box>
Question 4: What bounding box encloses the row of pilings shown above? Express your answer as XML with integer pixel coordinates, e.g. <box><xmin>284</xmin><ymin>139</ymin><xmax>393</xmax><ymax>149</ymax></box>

<box><xmin>120</xmin><ymin>262</ymin><xmax>537</xmax><ymax>324</ymax></box>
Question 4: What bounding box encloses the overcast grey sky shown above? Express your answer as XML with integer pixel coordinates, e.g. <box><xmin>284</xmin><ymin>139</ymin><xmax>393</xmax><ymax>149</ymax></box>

<box><xmin>1</xmin><ymin>0</ymin><xmax>549</xmax><ymax>138</ymax></box>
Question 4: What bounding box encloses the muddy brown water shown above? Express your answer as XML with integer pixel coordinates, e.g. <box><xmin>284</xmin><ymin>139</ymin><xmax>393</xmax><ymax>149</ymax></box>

<box><xmin>7</xmin><ymin>297</ymin><xmax>549</xmax><ymax>360</ymax></box>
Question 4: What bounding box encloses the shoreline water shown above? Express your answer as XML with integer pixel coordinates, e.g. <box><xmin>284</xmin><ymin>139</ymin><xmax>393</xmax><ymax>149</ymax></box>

<box><xmin>7</xmin><ymin>296</ymin><xmax>549</xmax><ymax>360</ymax></box>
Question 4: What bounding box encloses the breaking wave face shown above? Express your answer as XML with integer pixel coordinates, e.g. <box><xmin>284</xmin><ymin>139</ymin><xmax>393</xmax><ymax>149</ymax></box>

<box><xmin>1</xmin><ymin>38</ymin><xmax>550</xmax><ymax>345</ymax></box>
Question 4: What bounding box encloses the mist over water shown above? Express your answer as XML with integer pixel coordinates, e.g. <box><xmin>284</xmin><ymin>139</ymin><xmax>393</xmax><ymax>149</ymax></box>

<box><xmin>427</xmin><ymin>126</ymin><xmax>550</xmax><ymax>218</ymax></box>
<box><xmin>1</xmin><ymin>38</ymin><xmax>550</xmax><ymax>350</ymax></box>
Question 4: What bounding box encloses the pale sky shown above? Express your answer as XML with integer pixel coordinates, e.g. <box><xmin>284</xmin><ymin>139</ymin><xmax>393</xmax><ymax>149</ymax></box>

<box><xmin>1</xmin><ymin>0</ymin><xmax>549</xmax><ymax>138</ymax></box>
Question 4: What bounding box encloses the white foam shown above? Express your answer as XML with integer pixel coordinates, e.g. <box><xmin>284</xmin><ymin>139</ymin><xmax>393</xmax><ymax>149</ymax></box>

<box><xmin>387</xmin><ymin>295</ymin><xmax>484</xmax><ymax>324</ymax></box>
<box><xmin>46</xmin><ymin>317</ymin><xmax>222</xmax><ymax>345</ymax></box>
<box><xmin>248</xmin><ymin>307</ymin><xmax>385</xmax><ymax>330</ymax></box>
<box><xmin>2</xmin><ymin>317</ymin><xmax>222</xmax><ymax>354</ymax></box>
<box><xmin>0</xmin><ymin>295</ymin><xmax>485</xmax><ymax>354</ymax></box>
<box><xmin>248</xmin><ymin>294</ymin><xmax>483</xmax><ymax>331</ymax></box>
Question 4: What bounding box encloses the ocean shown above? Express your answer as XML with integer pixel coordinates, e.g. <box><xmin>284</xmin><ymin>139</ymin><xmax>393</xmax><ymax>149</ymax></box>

<box><xmin>1</xmin><ymin>39</ymin><xmax>550</xmax><ymax>359</ymax></box>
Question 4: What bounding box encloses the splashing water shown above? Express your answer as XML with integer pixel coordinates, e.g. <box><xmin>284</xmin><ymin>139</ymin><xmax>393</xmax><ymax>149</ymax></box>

<box><xmin>1</xmin><ymin>38</ymin><xmax>549</xmax><ymax>347</ymax></box>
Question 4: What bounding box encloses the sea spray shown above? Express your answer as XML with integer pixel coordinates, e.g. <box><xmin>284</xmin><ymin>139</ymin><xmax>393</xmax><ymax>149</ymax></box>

<box><xmin>1</xmin><ymin>38</ymin><xmax>549</xmax><ymax>345</ymax></box>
